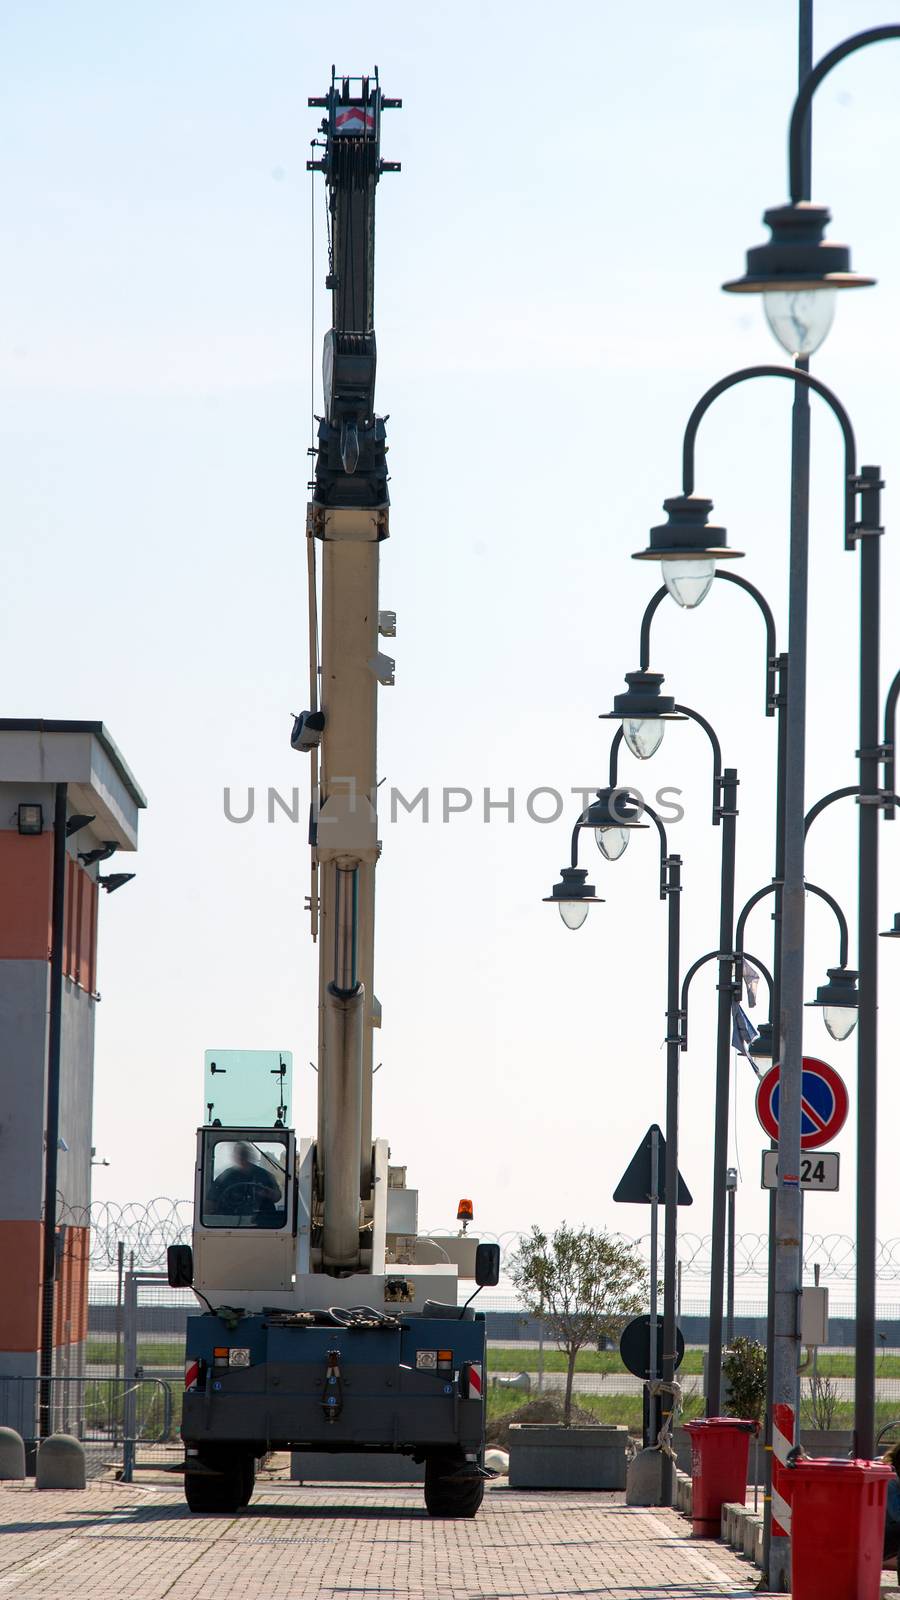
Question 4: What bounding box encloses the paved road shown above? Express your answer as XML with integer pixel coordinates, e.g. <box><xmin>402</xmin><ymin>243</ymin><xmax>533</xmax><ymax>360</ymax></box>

<box><xmin>0</xmin><ymin>1475</ymin><xmax>772</xmax><ymax>1600</ymax></box>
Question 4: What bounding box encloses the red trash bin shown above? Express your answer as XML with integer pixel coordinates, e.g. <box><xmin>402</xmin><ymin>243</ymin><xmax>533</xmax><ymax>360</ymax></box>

<box><xmin>790</xmin><ymin>1457</ymin><xmax>892</xmax><ymax>1600</ymax></box>
<box><xmin>683</xmin><ymin>1418</ymin><xmax>755</xmax><ymax>1536</ymax></box>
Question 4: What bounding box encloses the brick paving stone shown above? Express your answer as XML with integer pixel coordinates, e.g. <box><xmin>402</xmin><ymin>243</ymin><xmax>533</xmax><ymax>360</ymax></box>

<box><xmin>0</xmin><ymin>1481</ymin><xmax>776</xmax><ymax>1599</ymax></box>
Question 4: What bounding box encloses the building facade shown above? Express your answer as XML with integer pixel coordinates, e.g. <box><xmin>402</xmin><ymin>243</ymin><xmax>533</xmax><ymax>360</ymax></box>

<box><xmin>0</xmin><ymin>721</ymin><xmax>144</xmax><ymax>1393</ymax></box>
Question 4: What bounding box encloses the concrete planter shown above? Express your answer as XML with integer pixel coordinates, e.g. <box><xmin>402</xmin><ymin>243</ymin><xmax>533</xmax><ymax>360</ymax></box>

<box><xmin>507</xmin><ymin>1423</ymin><xmax>628</xmax><ymax>1490</ymax></box>
<box><xmin>799</xmin><ymin>1428</ymin><xmax>854</xmax><ymax>1458</ymax></box>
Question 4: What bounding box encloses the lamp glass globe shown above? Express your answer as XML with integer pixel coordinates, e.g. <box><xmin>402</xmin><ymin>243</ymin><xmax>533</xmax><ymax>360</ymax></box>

<box><xmin>623</xmin><ymin>717</ymin><xmax>664</xmax><ymax>760</ymax></box>
<box><xmin>661</xmin><ymin>557</ymin><xmax>715</xmax><ymax>609</ymax></box>
<box><xmin>595</xmin><ymin>825</ymin><xmax>629</xmax><ymax>860</ymax></box>
<box><xmin>763</xmin><ymin>288</ymin><xmax>836</xmax><ymax>357</ymax></box>
<box><xmin>558</xmin><ymin>900</ymin><xmax>589</xmax><ymax>930</ymax></box>
<box><xmin>823</xmin><ymin>1004</ymin><xmax>857</xmax><ymax>1042</ymax></box>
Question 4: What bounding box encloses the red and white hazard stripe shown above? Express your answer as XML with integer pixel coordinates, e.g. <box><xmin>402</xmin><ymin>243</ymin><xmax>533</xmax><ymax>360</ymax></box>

<box><xmin>771</xmin><ymin>1402</ymin><xmax>794</xmax><ymax>1536</ymax></box>
<box><xmin>184</xmin><ymin>1359</ymin><xmax>200</xmax><ymax>1392</ymax></box>
<box><xmin>335</xmin><ymin>107</ymin><xmax>375</xmax><ymax>136</ymax></box>
<box><xmin>466</xmin><ymin>1363</ymin><xmax>483</xmax><ymax>1400</ymax></box>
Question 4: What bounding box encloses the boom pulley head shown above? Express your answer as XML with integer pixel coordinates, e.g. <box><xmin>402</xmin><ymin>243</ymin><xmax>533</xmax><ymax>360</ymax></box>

<box><xmin>308</xmin><ymin>69</ymin><xmax>400</xmax><ymax>508</ymax></box>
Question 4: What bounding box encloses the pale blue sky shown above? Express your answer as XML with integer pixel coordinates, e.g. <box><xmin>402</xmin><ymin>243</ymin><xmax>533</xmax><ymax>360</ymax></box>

<box><xmin>3</xmin><ymin>1</ymin><xmax>900</xmax><ymax>1281</ymax></box>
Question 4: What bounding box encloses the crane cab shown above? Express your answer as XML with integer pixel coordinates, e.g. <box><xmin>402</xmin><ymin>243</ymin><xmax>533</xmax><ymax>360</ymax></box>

<box><xmin>189</xmin><ymin>1049</ymin><xmax>307</xmax><ymax>1301</ymax></box>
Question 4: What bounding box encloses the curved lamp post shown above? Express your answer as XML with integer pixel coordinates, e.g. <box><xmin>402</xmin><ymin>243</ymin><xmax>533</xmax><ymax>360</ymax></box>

<box><xmin>722</xmin><ymin>26</ymin><xmax>900</xmax><ymax>354</ymax></box>
<box><xmin>735</xmin><ymin>877</ymin><xmax>859</xmax><ymax>1045</ymax></box>
<box><xmin>603</xmin><ymin>689</ymin><xmax>738</xmax><ymax>1417</ymax></box>
<box><xmin>546</xmin><ymin>786</ymin><xmax>683</xmax><ymax>1502</ymax></box>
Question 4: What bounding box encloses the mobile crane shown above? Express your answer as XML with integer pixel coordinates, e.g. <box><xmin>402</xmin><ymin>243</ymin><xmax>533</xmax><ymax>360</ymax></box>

<box><xmin>166</xmin><ymin>70</ymin><xmax>499</xmax><ymax>1518</ymax></box>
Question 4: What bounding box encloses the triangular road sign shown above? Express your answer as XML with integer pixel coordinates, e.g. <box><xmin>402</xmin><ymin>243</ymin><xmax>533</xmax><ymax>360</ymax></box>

<box><xmin>613</xmin><ymin>1124</ymin><xmax>693</xmax><ymax>1205</ymax></box>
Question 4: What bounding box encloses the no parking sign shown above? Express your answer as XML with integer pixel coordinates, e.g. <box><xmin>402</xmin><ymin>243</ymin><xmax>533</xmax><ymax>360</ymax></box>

<box><xmin>755</xmin><ymin>1057</ymin><xmax>849</xmax><ymax>1151</ymax></box>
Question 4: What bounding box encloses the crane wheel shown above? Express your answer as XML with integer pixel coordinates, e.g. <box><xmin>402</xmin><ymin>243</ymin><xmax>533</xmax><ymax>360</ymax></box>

<box><xmin>184</xmin><ymin>1450</ymin><xmax>248</xmax><ymax>1514</ymax></box>
<box><xmin>423</xmin><ymin>1454</ymin><xmax>485</xmax><ymax>1519</ymax></box>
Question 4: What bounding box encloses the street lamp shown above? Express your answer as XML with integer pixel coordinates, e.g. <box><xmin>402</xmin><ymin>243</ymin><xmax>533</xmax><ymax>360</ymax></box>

<box><xmin>631</xmin><ymin>494</ymin><xmax>742</xmax><ymax>609</ymax></box>
<box><xmin>750</xmin><ymin>1021</ymin><xmax>774</xmax><ymax>1062</ymax></box>
<box><xmin>600</xmin><ymin>670</ymin><xmax>683</xmax><ymax>760</ymax></box>
<box><xmin>721</xmin><ymin>28</ymin><xmax>900</xmax><ymax>350</ymax></box>
<box><xmin>722</xmin><ymin>204</ymin><xmax>871</xmax><ymax>354</ymax></box>
<box><xmin>586</xmin><ymin>788</ymin><xmax>648</xmax><ymax>860</ymax></box>
<box><xmin>542</xmin><ymin>866</ymin><xmax>602</xmax><ymax>931</ymax></box>
<box><xmin>806</xmin><ymin>966</ymin><xmax>859</xmax><ymax>1042</ymax></box>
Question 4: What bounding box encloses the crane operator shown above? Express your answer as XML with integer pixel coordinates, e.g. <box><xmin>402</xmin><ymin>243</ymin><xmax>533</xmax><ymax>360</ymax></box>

<box><xmin>207</xmin><ymin>1140</ymin><xmax>283</xmax><ymax>1226</ymax></box>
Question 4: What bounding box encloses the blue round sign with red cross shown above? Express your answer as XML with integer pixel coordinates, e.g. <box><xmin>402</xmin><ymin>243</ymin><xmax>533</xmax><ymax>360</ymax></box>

<box><xmin>755</xmin><ymin>1057</ymin><xmax>849</xmax><ymax>1150</ymax></box>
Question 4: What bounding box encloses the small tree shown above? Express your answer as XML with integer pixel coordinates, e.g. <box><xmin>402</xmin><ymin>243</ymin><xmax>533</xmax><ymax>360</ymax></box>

<box><xmin>722</xmin><ymin>1337</ymin><xmax>767</xmax><ymax>1428</ymax></box>
<box><xmin>805</xmin><ymin>1372</ymin><xmax>840</xmax><ymax>1431</ymax></box>
<box><xmin>509</xmin><ymin>1223</ymin><xmax>647</xmax><ymax>1425</ymax></box>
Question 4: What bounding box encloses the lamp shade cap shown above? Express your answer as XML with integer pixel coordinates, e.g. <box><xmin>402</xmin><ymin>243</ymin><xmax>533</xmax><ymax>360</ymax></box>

<box><xmin>634</xmin><ymin>494</ymin><xmax>740</xmax><ymax>562</ymax></box>
<box><xmin>542</xmin><ymin>865</ymin><xmax>603</xmax><ymax>904</ymax></box>
<box><xmin>806</xmin><ymin>966</ymin><xmax>859</xmax><ymax>1008</ymax></box>
<box><xmin>585</xmin><ymin>789</ymin><xmax>648</xmax><ymax>830</ymax></box>
<box><xmin>603</xmin><ymin>669</ymin><xmax>678</xmax><ymax>719</ymax></box>
<box><xmin>749</xmin><ymin>1021</ymin><xmax>774</xmax><ymax>1060</ymax></box>
<box><xmin>723</xmin><ymin>202</ymin><xmax>874</xmax><ymax>293</ymax></box>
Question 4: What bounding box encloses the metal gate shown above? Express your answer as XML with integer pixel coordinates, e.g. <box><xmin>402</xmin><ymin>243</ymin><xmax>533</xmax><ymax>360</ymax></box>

<box><xmin>0</xmin><ymin>1374</ymin><xmax>174</xmax><ymax>1480</ymax></box>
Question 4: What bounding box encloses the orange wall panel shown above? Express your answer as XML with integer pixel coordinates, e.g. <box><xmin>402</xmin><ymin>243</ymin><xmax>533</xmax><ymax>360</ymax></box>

<box><xmin>0</xmin><ymin>833</ymin><xmax>53</xmax><ymax>961</ymax></box>
<box><xmin>0</xmin><ymin>1219</ymin><xmax>43</xmax><ymax>1351</ymax></box>
<box><xmin>54</xmin><ymin>1225</ymin><xmax>90</xmax><ymax>1347</ymax></box>
<box><xmin>78</xmin><ymin>876</ymin><xmax>97</xmax><ymax>994</ymax></box>
<box><xmin>0</xmin><ymin>1222</ymin><xmax>91</xmax><ymax>1353</ymax></box>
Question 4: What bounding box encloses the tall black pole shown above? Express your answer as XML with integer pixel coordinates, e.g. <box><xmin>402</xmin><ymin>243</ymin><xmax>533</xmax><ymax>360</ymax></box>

<box><xmin>763</xmin><ymin>653</ymin><xmax>788</xmax><ymax>1576</ymax></box>
<box><xmin>768</xmin><ymin>3</ymin><xmax>813</xmax><ymax>1587</ymax></box>
<box><xmin>855</xmin><ymin>465</ymin><xmax>883</xmax><ymax>1457</ymax></box>
<box><xmin>705</xmin><ymin>766</ymin><xmax>738</xmax><ymax>1415</ymax></box>
<box><xmin>39</xmin><ymin>782</ymin><xmax>68</xmax><ymax>1438</ymax></box>
<box><xmin>660</xmin><ymin>850</ymin><xmax>682</xmax><ymax>1505</ymax></box>
<box><xmin>726</xmin><ymin>1172</ymin><xmax>737</xmax><ymax>1347</ymax></box>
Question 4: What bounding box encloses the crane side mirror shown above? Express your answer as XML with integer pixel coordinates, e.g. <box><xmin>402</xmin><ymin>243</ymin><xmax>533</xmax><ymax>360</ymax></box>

<box><xmin>474</xmin><ymin>1242</ymin><xmax>500</xmax><ymax>1288</ymax></box>
<box><xmin>167</xmin><ymin>1244</ymin><xmax>194</xmax><ymax>1289</ymax></box>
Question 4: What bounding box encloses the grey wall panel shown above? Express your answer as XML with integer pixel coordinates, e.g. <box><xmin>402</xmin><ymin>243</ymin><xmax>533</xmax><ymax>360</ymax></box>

<box><xmin>0</xmin><ymin>961</ymin><xmax>48</xmax><ymax>1221</ymax></box>
<box><xmin>59</xmin><ymin>983</ymin><xmax>95</xmax><ymax>1216</ymax></box>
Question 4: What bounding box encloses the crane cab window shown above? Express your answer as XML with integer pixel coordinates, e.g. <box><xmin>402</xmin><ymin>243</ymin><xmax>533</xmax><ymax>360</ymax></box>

<box><xmin>201</xmin><ymin>1133</ymin><xmax>289</xmax><ymax>1230</ymax></box>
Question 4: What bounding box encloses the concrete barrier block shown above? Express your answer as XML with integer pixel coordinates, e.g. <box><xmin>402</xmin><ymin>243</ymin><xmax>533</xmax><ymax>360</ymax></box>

<box><xmin>36</xmin><ymin>1434</ymin><xmax>86</xmax><ymax>1490</ymax></box>
<box><xmin>625</xmin><ymin>1447</ymin><xmax>664</xmax><ymax>1506</ymax></box>
<box><xmin>0</xmin><ymin>1427</ymin><xmax>25</xmax><ymax>1480</ymax></box>
<box><xmin>742</xmin><ymin>1513</ymin><xmax>762</xmax><ymax>1561</ymax></box>
<box><xmin>675</xmin><ymin>1470</ymin><xmax>692</xmax><ymax>1514</ymax></box>
<box><xmin>754</xmin><ymin>1519</ymin><xmax>764</xmax><ymax>1567</ymax></box>
<box><xmin>728</xmin><ymin>1504</ymin><xmax>740</xmax><ymax>1546</ymax></box>
<box><xmin>731</xmin><ymin>1506</ymin><xmax>750</xmax><ymax>1550</ymax></box>
<box><xmin>721</xmin><ymin>1501</ymin><xmax>743</xmax><ymax>1544</ymax></box>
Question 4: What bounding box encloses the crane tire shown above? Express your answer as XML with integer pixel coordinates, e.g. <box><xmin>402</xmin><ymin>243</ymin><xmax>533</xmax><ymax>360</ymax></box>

<box><xmin>184</xmin><ymin>1451</ymin><xmax>245</xmax><ymax>1514</ymax></box>
<box><xmin>424</xmin><ymin>1454</ymin><xmax>485</xmax><ymax>1519</ymax></box>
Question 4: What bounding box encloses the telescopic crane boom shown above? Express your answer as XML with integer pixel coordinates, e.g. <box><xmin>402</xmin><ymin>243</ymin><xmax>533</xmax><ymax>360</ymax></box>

<box><xmin>296</xmin><ymin>69</ymin><xmax>400</xmax><ymax>1270</ymax></box>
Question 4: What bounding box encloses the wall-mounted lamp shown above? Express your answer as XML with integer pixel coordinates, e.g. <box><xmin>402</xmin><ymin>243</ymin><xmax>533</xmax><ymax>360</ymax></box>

<box><xmin>98</xmin><ymin>873</ymin><xmax>135</xmax><ymax>894</ymax></box>
<box><xmin>17</xmin><ymin>803</ymin><xmax>43</xmax><ymax>836</ymax></box>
